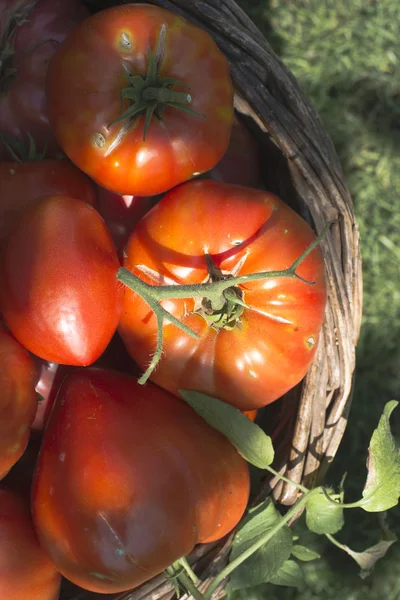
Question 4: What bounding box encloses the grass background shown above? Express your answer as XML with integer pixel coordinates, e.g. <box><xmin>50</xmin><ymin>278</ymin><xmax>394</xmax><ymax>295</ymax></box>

<box><xmin>232</xmin><ymin>0</ymin><xmax>400</xmax><ymax>598</ymax></box>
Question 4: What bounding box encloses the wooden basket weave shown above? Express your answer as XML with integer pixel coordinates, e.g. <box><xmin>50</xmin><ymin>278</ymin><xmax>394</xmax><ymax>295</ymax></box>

<box><xmin>65</xmin><ymin>1</ymin><xmax>363</xmax><ymax>598</ymax></box>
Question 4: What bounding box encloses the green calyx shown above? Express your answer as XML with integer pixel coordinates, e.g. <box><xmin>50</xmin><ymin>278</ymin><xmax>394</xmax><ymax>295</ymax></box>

<box><xmin>0</xmin><ymin>132</ymin><xmax>47</xmax><ymax>162</ymax></box>
<box><xmin>0</xmin><ymin>1</ymin><xmax>36</xmax><ymax>93</ymax></box>
<box><xmin>200</xmin><ymin>286</ymin><xmax>245</xmax><ymax>330</ymax></box>
<box><xmin>109</xmin><ymin>24</ymin><xmax>204</xmax><ymax>140</ymax></box>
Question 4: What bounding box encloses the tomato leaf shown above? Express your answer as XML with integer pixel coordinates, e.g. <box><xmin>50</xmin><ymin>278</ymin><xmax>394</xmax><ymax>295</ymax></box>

<box><xmin>338</xmin><ymin>536</ymin><xmax>397</xmax><ymax>580</ymax></box>
<box><xmin>179</xmin><ymin>390</ymin><xmax>274</xmax><ymax>468</ymax></box>
<box><xmin>269</xmin><ymin>559</ymin><xmax>305</xmax><ymax>588</ymax></box>
<box><xmin>361</xmin><ymin>400</ymin><xmax>400</xmax><ymax>512</ymax></box>
<box><xmin>291</xmin><ymin>544</ymin><xmax>321</xmax><ymax>562</ymax></box>
<box><xmin>305</xmin><ymin>487</ymin><xmax>344</xmax><ymax>535</ymax></box>
<box><xmin>227</xmin><ymin>498</ymin><xmax>292</xmax><ymax>592</ymax></box>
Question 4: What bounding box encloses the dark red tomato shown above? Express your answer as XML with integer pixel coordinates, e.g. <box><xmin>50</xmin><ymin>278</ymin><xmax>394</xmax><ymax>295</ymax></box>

<box><xmin>32</xmin><ymin>368</ymin><xmax>249</xmax><ymax>593</ymax></box>
<box><xmin>46</xmin><ymin>4</ymin><xmax>233</xmax><ymax>196</ymax></box>
<box><xmin>208</xmin><ymin>114</ymin><xmax>262</xmax><ymax>187</ymax></box>
<box><xmin>0</xmin><ymin>158</ymin><xmax>96</xmax><ymax>253</ymax></box>
<box><xmin>96</xmin><ymin>185</ymin><xmax>159</xmax><ymax>252</ymax></box>
<box><xmin>0</xmin><ymin>0</ymin><xmax>89</xmax><ymax>159</ymax></box>
<box><xmin>0</xmin><ymin>196</ymin><xmax>123</xmax><ymax>365</ymax></box>
<box><xmin>32</xmin><ymin>361</ymin><xmax>71</xmax><ymax>435</ymax></box>
<box><xmin>0</xmin><ymin>487</ymin><xmax>61</xmax><ymax>600</ymax></box>
<box><xmin>0</xmin><ymin>325</ymin><xmax>37</xmax><ymax>480</ymax></box>
<box><xmin>119</xmin><ymin>180</ymin><xmax>327</xmax><ymax>411</ymax></box>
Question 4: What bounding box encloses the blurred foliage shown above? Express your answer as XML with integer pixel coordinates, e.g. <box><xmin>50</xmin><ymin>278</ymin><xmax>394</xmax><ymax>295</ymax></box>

<box><xmin>233</xmin><ymin>0</ymin><xmax>400</xmax><ymax>598</ymax></box>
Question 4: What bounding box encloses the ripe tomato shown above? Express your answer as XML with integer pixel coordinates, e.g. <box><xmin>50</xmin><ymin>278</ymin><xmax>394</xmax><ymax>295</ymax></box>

<box><xmin>96</xmin><ymin>185</ymin><xmax>159</xmax><ymax>252</ymax></box>
<box><xmin>32</xmin><ymin>368</ymin><xmax>249</xmax><ymax>593</ymax></box>
<box><xmin>119</xmin><ymin>180</ymin><xmax>327</xmax><ymax>410</ymax></box>
<box><xmin>0</xmin><ymin>325</ymin><xmax>37</xmax><ymax>480</ymax></box>
<box><xmin>46</xmin><ymin>4</ymin><xmax>233</xmax><ymax>196</ymax></box>
<box><xmin>0</xmin><ymin>486</ymin><xmax>61</xmax><ymax>600</ymax></box>
<box><xmin>32</xmin><ymin>361</ymin><xmax>71</xmax><ymax>435</ymax></box>
<box><xmin>0</xmin><ymin>196</ymin><xmax>123</xmax><ymax>365</ymax></box>
<box><xmin>208</xmin><ymin>114</ymin><xmax>262</xmax><ymax>187</ymax></box>
<box><xmin>0</xmin><ymin>157</ymin><xmax>95</xmax><ymax>253</ymax></box>
<box><xmin>0</xmin><ymin>0</ymin><xmax>89</xmax><ymax>159</ymax></box>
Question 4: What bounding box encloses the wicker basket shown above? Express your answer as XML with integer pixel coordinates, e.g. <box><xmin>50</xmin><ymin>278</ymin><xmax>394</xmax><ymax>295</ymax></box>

<box><xmin>63</xmin><ymin>1</ymin><xmax>363</xmax><ymax>598</ymax></box>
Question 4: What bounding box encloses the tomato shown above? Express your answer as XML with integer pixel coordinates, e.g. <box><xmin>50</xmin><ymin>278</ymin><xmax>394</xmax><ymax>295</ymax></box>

<box><xmin>46</xmin><ymin>4</ymin><xmax>233</xmax><ymax>196</ymax></box>
<box><xmin>96</xmin><ymin>185</ymin><xmax>159</xmax><ymax>252</ymax></box>
<box><xmin>32</xmin><ymin>368</ymin><xmax>249</xmax><ymax>593</ymax></box>
<box><xmin>0</xmin><ymin>196</ymin><xmax>123</xmax><ymax>365</ymax></box>
<box><xmin>0</xmin><ymin>486</ymin><xmax>61</xmax><ymax>600</ymax></box>
<box><xmin>208</xmin><ymin>114</ymin><xmax>262</xmax><ymax>187</ymax></box>
<box><xmin>0</xmin><ymin>325</ymin><xmax>38</xmax><ymax>480</ymax></box>
<box><xmin>32</xmin><ymin>361</ymin><xmax>71</xmax><ymax>434</ymax></box>
<box><xmin>0</xmin><ymin>0</ymin><xmax>89</xmax><ymax>159</ymax></box>
<box><xmin>0</xmin><ymin>157</ymin><xmax>96</xmax><ymax>253</ymax></box>
<box><xmin>118</xmin><ymin>180</ymin><xmax>327</xmax><ymax>410</ymax></box>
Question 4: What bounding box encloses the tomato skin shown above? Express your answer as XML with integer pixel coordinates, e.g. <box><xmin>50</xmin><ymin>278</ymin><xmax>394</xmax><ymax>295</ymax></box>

<box><xmin>0</xmin><ymin>158</ymin><xmax>96</xmax><ymax>253</ymax></box>
<box><xmin>0</xmin><ymin>487</ymin><xmax>61</xmax><ymax>600</ymax></box>
<box><xmin>119</xmin><ymin>180</ymin><xmax>327</xmax><ymax>410</ymax></box>
<box><xmin>47</xmin><ymin>4</ymin><xmax>233</xmax><ymax>196</ymax></box>
<box><xmin>96</xmin><ymin>186</ymin><xmax>159</xmax><ymax>252</ymax></box>
<box><xmin>0</xmin><ymin>0</ymin><xmax>89</xmax><ymax>159</ymax></box>
<box><xmin>209</xmin><ymin>115</ymin><xmax>262</xmax><ymax>187</ymax></box>
<box><xmin>0</xmin><ymin>325</ymin><xmax>38</xmax><ymax>480</ymax></box>
<box><xmin>32</xmin><ymin>368</ymin><xmax>249</xmax><ymax>593</ymax></box>
<box><xmin>0</xmin><ymin>196</ymin><xmax>123</xmax><ymax>365</ymax></box>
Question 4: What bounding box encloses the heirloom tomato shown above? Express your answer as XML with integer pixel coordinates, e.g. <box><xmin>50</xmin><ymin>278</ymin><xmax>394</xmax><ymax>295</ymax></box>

<box><xmin>119</xmin><ymin>180</ymin><xmax>327</xmax><ymax>411</ymax></box>
<box><xmin>0</xmin><ymin>325</ymin><xmax>37</xmax><ymax>480</ymax></box>
<box><xmin>46</xmin><ymin>3</ymin><xmax>233</xmax><ymax>196</ymax></box>
<box><xmin>0</xmin><ymin>487</ymin><xmax>61</xmax><ymax>600</ymax></box>
<box><xmin>96</xmin><ymin>185</ymin><xmax>159</xmax><ymax>252</ymax></box>
<box><xmin>32</xmin><ymin>368</ymin><xmax>249</xmax><ymax>593</ymax></box>
<box><xmin>0</xmin><ymin>196</ymin><xmax>122</xmax><ymax>365</ymax></box>
<box><xmin>0</xmin><ymin>0</ymin><xmax>89</xmax><ymax>159</ymax></box>
<box><xmin>0</xmin><ymin>157</ymin><xmax>95</xmax><ymax>253</ymax></box>
<box><xmin>209</xmin><ymin>114</ymin><xmax>262</xmax><ymax>187</ymax></box>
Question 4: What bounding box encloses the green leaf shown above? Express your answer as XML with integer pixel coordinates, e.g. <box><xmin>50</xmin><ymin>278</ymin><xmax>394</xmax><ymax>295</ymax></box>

<box><xmin>339</xmin><ymin>537</ymin><xmax>397</xmax><ymax>580</ymax></box>
<box><xmin>179</xmin><ymin>390</ymin><xmax>274</xmax><ymax>469</ymax></box>
<box><xmin>227</xmin><ymin>498</ymin><xmax>292</xmax><ymax>591</ymax></box>
<box><xmin>361</xmin><ymin>400</ymin><xmax>400</xmax><ymax>511</ymax></box>
<box><xmin>291</xmin><ymin>544</ymin><xmax>321</xmax><ymax>561</ymax></box>
<box><xmin>305</xmin><ymin>487</ymin><xmax>344</xmax><ymax>534</ymax></box>
<box><xmin>269</xmin><ymin>559</ymin><xmax>305</xmax><ymax>588</ymax></box>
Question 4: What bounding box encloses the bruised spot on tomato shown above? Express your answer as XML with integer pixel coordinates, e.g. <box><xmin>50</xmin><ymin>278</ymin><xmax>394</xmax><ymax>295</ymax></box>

<box><xmin>117</xmin><ymin>31</ymin><xmax>134</xmax><ymax>52</ymax></box>
<box><xmin>305</xmin><ymin>335</ymin><xmax>315</xmax><ymax>349</ymax></box>
<box><xmin>93</xmin><ymin>132</ymin><xmax>106</xmax><ymax>148</ymax></box>
<box><xmin>215</xmin><ymin>106</ymin><xmax>233</xmax><ymax>121</ymax></box>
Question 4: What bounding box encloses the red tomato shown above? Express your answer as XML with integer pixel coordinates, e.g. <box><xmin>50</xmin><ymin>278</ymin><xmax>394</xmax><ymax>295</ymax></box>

<box><xmin>208</xmin><ymin>114</ymin><xmax>262</xmax><ymax>187</ymax></box>
<box><xmin>0</xmin><ymin>325</ymin><xmax>37</xmax><ymax>480</ymax></box>
<box><xmin>0</xmin><ymin>0</ymin><xmax>89</xmax><ymax>159</ymax></box>
<box><xmin>46</xmin><ymin>4</ymin><xmax>233</xmax><ymax>196</ymax></box>
<box><xmin>0</xmin><ymin>196</ymin><xmax>123</xmax><ymax>365</ymax></box>
<box><xmin>32</xmin><ymin>368</ymin><xmax>249</xmax><ymax>593</ymax></box>
<box><xmin>0</xmin><ymin>486</ymin><xmax>61</xmax><ymax>600</ymax></box>
<box><xmin>0</xmin><ymin>158</ymin><xmax>96</xmax><ymax>253</ymax></box>
<box><xmin>32</xmin><ymin>361</ymin><xmax>71</xmax><ymax>434</ymax></box>
<box><xmin>119</xmin><ymin>180</ymin><xmax>327</xmax><ymax>410</ymax></box>
<box><xmin>96</xmin><ymin>186</ymin><xmax>159</xmax><ymax>252</ymax></box>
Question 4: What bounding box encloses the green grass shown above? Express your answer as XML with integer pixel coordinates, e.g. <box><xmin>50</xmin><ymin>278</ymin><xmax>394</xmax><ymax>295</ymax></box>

<box><xmin>233</xmin><ymin>0</ymin><xmax>400</xmax><ymax>598</ymax></box>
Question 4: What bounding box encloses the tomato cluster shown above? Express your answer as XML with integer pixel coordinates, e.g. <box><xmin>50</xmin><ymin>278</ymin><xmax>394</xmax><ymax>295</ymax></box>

<box><xmin>0</xmin><ymin>1</ymin><xmax>327</xmax><ymax>597</ymax></box>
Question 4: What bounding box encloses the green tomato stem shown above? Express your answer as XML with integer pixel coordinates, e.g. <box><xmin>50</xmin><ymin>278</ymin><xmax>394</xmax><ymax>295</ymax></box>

<box><xmin>202</xmin><ymin>488</ymin><xmax>320</xmax><ymax>600</ymax></box>
<box><xmin>265</xmin><ymin>465</ymin><xmax>309</xmax><ymax>494</ymax></box>
<box><xmin>169</xmin><ymin>560</ymin><xmax>205</xmax><ymax>600</ymax></box>
<box><xmin>321</xmin><ymin>487</ymin><xmax>362</xmax><ymax>509</ymax></box>
<box><xmin>179</xmin><ymin>556</ymin><xmax>199</xmax><ymax>584</ymax></box>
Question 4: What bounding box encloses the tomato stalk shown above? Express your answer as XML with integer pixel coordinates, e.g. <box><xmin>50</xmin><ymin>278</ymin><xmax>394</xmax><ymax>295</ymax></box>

<box><xmin>109</xmin><ymin>23</ymin><xmax>205</xmax><ymax>140</ymax></box>
<box><xmin>118</xmin><ymin>221</ymin><xmax>332</xmax><ymax>384</ymax></box>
